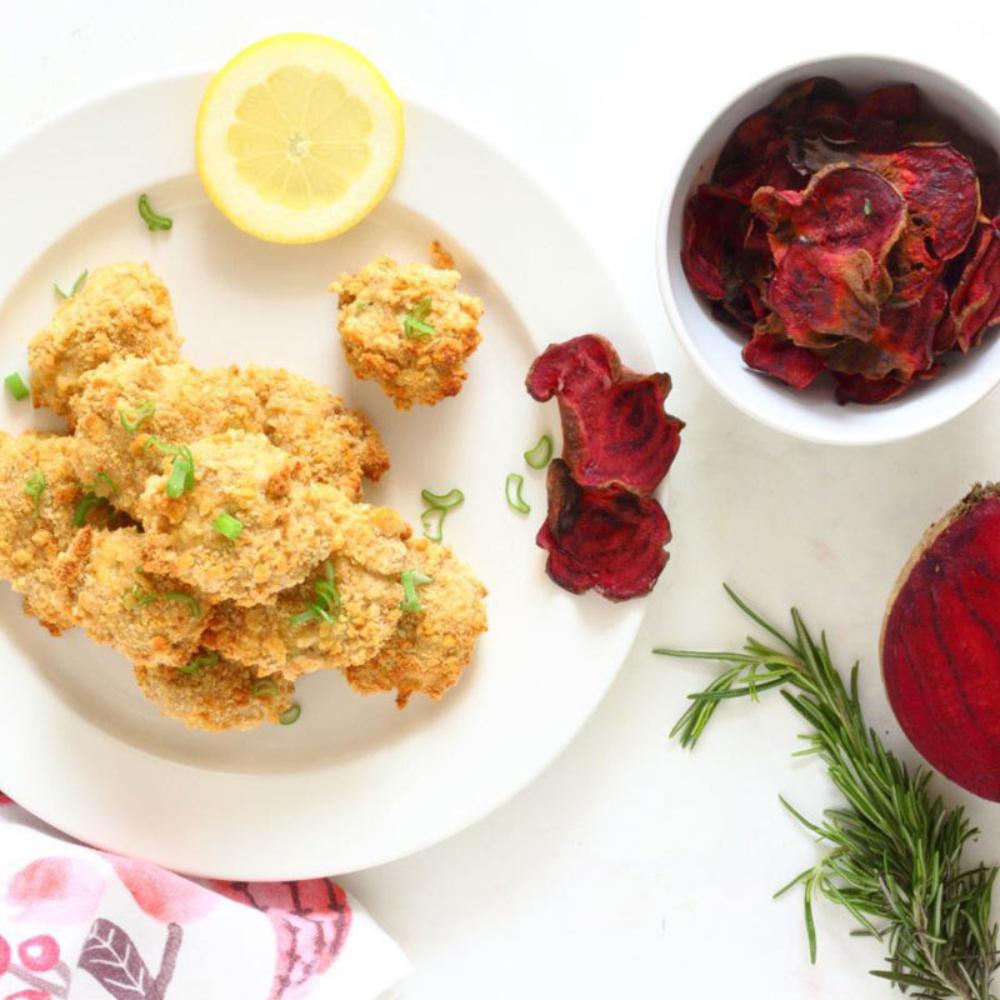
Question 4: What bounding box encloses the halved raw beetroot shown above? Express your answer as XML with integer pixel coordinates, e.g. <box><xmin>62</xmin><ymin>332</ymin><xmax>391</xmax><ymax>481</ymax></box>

<box><xmin>680</xmin><ymin>186</ymin><xmax>749</xmax><ymax>300</ymax></box>
<box><xmin>536</xmin><ymin>460</ymin><xmax>671</xmax><ymax>601</ymax></box>
<box><xmin>525</xmin><ymin>335</ymin><xmax>683</xmax><ymax>495</ymax></box>
<box><xmin>752</xmin><ymin>166</ymin><xmax>906</xmax><ymax>343</ymax></box>
<box><xmin>882</xmin><ymin>485</ymin><xmax>1000</xmax><ymax>800</ymax></box>
<box><xmin>742</xmin><ymin>330</ymin><xmax>827</xmax><ymax>389</ymax></box>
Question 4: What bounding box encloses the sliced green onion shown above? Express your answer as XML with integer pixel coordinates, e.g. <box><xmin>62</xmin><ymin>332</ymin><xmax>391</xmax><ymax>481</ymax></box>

<box><xmin>5</xmin><ymin>372</ymin><xmax>29</xmax><ymax>401</ymax></box>
<box><xmin>74</xmin><ymin>492</ymin><xmax>109</xmax><ymax>527</ymax></box>
<box><xmin>80</xmin><ymin>471</ymin><xmax>117</xmax><ymax>497</ymax></box>
<box><xmin>420</xmin><ymin>506</ymin><xmax>446</xmax><ymax>542</ymax></box>
<box><xmin>421</xmin><ymin>487</ymin><xmax>464</xmax><ymax>511</ymax></box>
<box><xmin>213</xmin><ymin>512</ymin><xmax>243</xmax><ymax>541</ymax></box>
<box><xmin>505</xmin><ymin>473</ymin><xmax>530</xmax><ymax>514</ymax></box>
<box><xmin>290</xmin><ymin>561</ymin><xmax>341</xmax><ymax>628</ymax></box>
<box><xmin>163</xmin><ymin>592</ymin><xmax>201</xmax><ymax>619</ymax></box>
<box><xmin>279</xmin><ymin>703</ymin><xmax>301</xmax><ymax>726</ymax></box>
<box><xmin>122</xmin><ymin>583</ymin><xmax>158</xmax><ymax>610</ymax></box>
<box><xmin>54</xmin><ymin>270</ymin><xmax>88</xmax><ymax>300</ymax></box>
<box><xmin>400</xmin><ymin>569</ymin><xmax>433</xmax><ymax>612</ymax></box>
<box><xmin>138</xmin><ymin>193</ymin><xmax>173</xmax><ymax>232</ymax></box>
<box><xmin>402</xmin><ymin>297</ymin><xmax>436</xmax><ymax>338</ymax></box>
<box><xmin>252</xmin><ymin>678</ymin><xmax>280</xmax><ymax>698</ymax></box>
<box><xmin>119</xmin><ymin>400</ymin><xmax>155</xmax><ymax>433</ymax></box>
<box><xmin>181</xmin><ymin>651</ymin><xmax>219</xmax><ymax>675</ymax></box>
<box><xmin>24</xmin><ymin>469</ymin><xmax>46</xmax><ymax>516</ymax></box>
<box><xmin>524</xmin><ymin>434</ymin><xmax>554</xmax><ymax>469</ymax></box>
<box><xmin>146</xmin><ymin>438</ymin><xmax>195</xmax><ymax>497</ymax></box>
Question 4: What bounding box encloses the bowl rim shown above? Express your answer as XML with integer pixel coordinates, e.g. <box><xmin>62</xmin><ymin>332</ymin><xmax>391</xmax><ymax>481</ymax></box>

<box><xmin>655</xmin><ymin>51</ymin><xmax>1000</xmax><ymax>447</ymax></box>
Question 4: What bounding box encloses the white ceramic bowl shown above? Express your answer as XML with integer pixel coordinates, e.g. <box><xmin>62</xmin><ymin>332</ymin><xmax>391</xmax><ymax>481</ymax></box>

<box><xmin>656</xmin><ymin>55</ymin><xmax>1000</xmax><ymax>446</ymax></box>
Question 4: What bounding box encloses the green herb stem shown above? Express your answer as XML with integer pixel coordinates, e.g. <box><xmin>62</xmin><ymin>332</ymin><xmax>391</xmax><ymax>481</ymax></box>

<box><xmin>213</xmin><ymin>512</ymin><xmax>243</xmax><ymax>541</ymax></box>
<box><xmin>402</xmin><ymin>297</ymin><xmax>435</xmax><ymax>338</ymax></box>
<box><xmin>181</xmin><ymin>651</ymin><xmax>219</xmax><ymax>675</ymax></box>
<box><xmin>252</xmin><ymin>678</ymin><xmax>280</xmax><ymax>698</ymax></box>
<box><xmin>657</xmin><ymin>586</ymin><xmax>999</xmax><ymax>1000</ymax></box>
<box><xmin>279</xmin><ymin>703</ymin><xmax>301</xmax><ymax>725</ymax></box>
<box><xmin>119</xmin><ymin>400</ymin><xmax>156</xmax><ymax>433</ymax></box>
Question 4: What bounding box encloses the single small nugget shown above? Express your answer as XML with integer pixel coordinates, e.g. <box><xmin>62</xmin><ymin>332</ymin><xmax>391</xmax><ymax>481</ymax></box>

<box><xmin>55</xmin><ymin>526</ymin><xmax>207</xmax><ymax>668</ymax></box>
<box><xmin>203</xmin><ymin>503</ymin><xmax>410</xmax><ymax>678</ymax></box>
<box><xmin>346</xmin><ymin>536</ymin><xmax>487</xmax><ymax>707</ymax></box>
<box><xmin>134</xmin><ymin>658</ymin><xmax>295</xmax><ymax>732</ymax></box>
<box><xmin>28</xmin><ymin>262</ymin><xmax>182</xmax><ymax>418</ymax></box>
<box><xmin>138</xmin><ymin>430</ymin><xmax>347</xmax><ymax>607</ymax></box>
<box><xmin>0</xmin><ymin>432</ymin><xmax>91</xmax><ymax>633</ymax></box>
<box><xmin>332</xmin><ymin>250</ymin><xmax>483</xmax><ymax>409</ymax></box>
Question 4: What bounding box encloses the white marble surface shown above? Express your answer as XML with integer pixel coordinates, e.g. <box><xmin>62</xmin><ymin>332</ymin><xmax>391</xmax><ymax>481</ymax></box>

<box><xmin>3</xmin><ymin>2</ymin><xmax>1000</xmax><ymax>997</ymax></box>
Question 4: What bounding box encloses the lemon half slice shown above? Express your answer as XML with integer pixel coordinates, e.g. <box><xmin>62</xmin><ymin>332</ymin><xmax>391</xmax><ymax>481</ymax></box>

<box><xmin>196</xmin><ymin>34</ymin><xmax>404</xmax><ymax>243</ymax></box>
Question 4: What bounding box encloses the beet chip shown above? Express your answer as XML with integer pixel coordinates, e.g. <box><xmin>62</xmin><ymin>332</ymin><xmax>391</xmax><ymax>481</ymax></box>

<box><xmin>752</xmin><ymin>166</ymin><xmax>906</xmax><ymax>342</ymax></box>
<box><xmin>834</xmin><ymin>364</ymin><xmax>942</xmax><ymax>405</ymax></box>
<box><xmin>742</xmin><ymin>331</ymin><xmax>827</xmax><ymax>388</ymax></box>
<box><xmin>823</xmin><ymin>282</ymin><xmax>949</xmax><ymax>379</ymax></box>
<box><xmin>940</xmin><ymin>219</ymin><xmax>1000</xmax><ymax>351</ymax></box>
<box><xmin>681</xmin><ymin>186</ymin><xmax>749</xmax><ymax>300</ymax></box>
<box><xmin>526</xmin><ymin>334</ymin><xmax>683</xmax><ymax>495</ymax></box>
<box><xmin>853</xmin><ymin>83</ymin><xmax>919</xmax><ymax>124</ymax></box>
<box><xmin>536</xmin><ymin>460</ymin><xmax>671</xmax><ymax>601</ymax></box>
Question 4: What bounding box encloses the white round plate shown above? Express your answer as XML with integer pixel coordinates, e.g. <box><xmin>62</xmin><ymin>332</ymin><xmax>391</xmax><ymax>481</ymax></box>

<box><xmin>0</xmin><ymin>75</ymin><xmax>652</xmax><ymax>878</ymax></box>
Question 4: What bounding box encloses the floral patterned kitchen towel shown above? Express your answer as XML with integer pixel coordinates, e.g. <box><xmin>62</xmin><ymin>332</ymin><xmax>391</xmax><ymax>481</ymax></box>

<box><xmin>0</xmin><ymin>793</ymin><xmax>410</xmax><ymax>999</ymax></box>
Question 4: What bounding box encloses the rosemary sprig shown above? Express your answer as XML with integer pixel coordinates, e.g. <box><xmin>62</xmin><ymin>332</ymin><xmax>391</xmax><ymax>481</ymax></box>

<box><xmin>656</xmin><ymin>585</ymin><xmax>1000</xmax><ymax>1000</ymax></box>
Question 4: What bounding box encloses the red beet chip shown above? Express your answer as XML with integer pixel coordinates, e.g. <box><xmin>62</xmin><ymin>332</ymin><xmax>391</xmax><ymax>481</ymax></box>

<box><xmin>680</xmin><ymin>185</ymin><xmax>749</xmax><ymax>300</ymax></box>
<box><xmin>753</xmin><ymin>166</ymin><xmax>906</xmax><ymax>344</ymax></box>
<box><xmin>526</xmin><ymin>334</ymin><xmax>683</xmax><ymax>495</ymax></box>
<box><xmin>853</xmin><ymin>83</ymin><xmax>919</xmax><ymax>123</ymax></box>
<box><xmin>882</xmin><ymin>485</ymin><xmax>1000</xmax><ymax>800</ymax></box>
<box><xmin>742</xmin><ymin>331</ymin><xmax>827</xmax><ymax>389</ymax></box>
<box><xmin>710</xmin><ymin>112</ymin><xmax>803</xmax><ymax>203</ymax></box>
<box><xmin>536</xmin><ymin>460</ymin><xmax>671</xmax><ymax>601</ymax></box>
<box><xmin>823</xmin><ymin>282</ymin><xmax>949</xmax><ymax>380</ymax></box>
<box><xmin>833</xmin><ymin>364</ymin><xmax>942</xmax><ymax>405</ymax></box>
<box><xmin>940</xmin><ymin>218</ymin><xmax>1000</xmax><ymax>351</ymax></box>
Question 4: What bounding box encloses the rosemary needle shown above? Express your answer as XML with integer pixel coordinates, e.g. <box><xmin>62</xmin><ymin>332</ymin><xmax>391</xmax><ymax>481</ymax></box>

<box><xmin>657</xmin><ymin>585</ymin><xmax>1000</xmax><ymax>1000</ymax></box>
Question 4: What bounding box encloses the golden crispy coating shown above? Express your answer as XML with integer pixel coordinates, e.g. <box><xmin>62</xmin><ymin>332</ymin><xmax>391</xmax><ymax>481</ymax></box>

<box><xmin>55</xmin><ymin>526</ymin><xmax>207</xmax><ymax>668</ymax></box>
<box><xmin>244</xmin><ymin>366</ymin><xmax>389</xmax><ymax>497</ymax></box>
<box><xmin>28</xmin><ymin>263</ymin><xmax>182</xmax><ymax>417</ymax></box>
<box><xmin>69</xmin><ymin>359</ymin><xmax>266</xmax><ymax>513</ymax></box>
<box><xmin>0</xmin><ymin>432</ymin><xmax>104</xmax><ymax>633</ymax></box>
<box><xmin>70</xmin><ymin>359</ymin><xmax>386</xmax><ymax>512</ymax></box>
<box><xmin>332</xmin><ymin>254</ymin><xmax>483</xmax><ymax>409</ymax></box>
<box><xmin>134</xmin><ymin>658</ymin><xmax>295</xmax><ymax>732</ymax></box>
<box><xmin>346</xmin><ymin>537</ymin><xmax>487</xmax><ymax>707</ymax></box>
<box><xmin>203</xmin><ymin>504</ymin><xmax>410</xmax><ymax>677</ymax></box>
<box><xmin>138</xmin><ymin>431</ymin><xmax>348</xmax><ymax>607</ymax></box>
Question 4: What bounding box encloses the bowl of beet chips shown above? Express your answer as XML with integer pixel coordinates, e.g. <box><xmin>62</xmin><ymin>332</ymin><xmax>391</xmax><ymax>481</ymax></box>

<box><xmin>658</xmin><ymin>56</ymin><xmax>1000</xmax><ymax>445</ymax></box>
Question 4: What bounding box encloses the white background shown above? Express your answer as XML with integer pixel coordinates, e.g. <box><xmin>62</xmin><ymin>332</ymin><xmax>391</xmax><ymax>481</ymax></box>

<box><xmin>4</xmin><ymin>2</ymin><xmax>1000</xmax><ymax>998</ymax></box>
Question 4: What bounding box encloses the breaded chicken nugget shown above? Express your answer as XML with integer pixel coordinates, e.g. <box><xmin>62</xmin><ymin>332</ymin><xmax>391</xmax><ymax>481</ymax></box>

<box><xmin>0</xmin><ymin>432</ymin><xmax>94</xmax><ymax>633</ymax></box>
<box><xmin>69</xmin><ymin>359</ymin><xmax>266</xmax><ymax>513</ymax></box>
<box><xmin>244</xmin><ymin>366</ymin><xmax>389</xmax><ymax>497</ymax></box>
<box><xmin>55</xmin><ymin>526</ymin><xmax>207</xmax><ymax>668</ymax></box>
<box><xmin>137</xmin><ymin>431</ymin><xmax>349</xmax><ymax>607</ymax></box>
<box><xmin>332</xmin><ymin>254</ymin><xmax>483</xmax><ymax>409</ymax></box>
<box><xmin>134</xmin><ymin>658</ymin><xmax>295</xmax><ymax>732</ymax></box>
<box><xmin>345</xmin><ymin>537</ymin><xmax>487</xmax><ymax>707</ymax></box>
<box><xmin>70</xmin><ymin>359</ymin><xmax>387</xmax><ymax>512</ymax></box>
<box><xmin>28</xmin><ymin>263</ymin><xmax>181</xmax><ymax>417</ymax></box>
<box><xmin>203</xmin><ymin>504</ymin><xmax>410</xmax><ymax>677</ymax></box>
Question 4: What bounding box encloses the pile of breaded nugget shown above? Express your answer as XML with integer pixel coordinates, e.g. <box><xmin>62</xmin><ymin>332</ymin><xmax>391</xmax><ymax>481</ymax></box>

<box><xmin>0</xmin><ymin>263</ymin><xmax>486</xmax><ymax>731</ymax></box>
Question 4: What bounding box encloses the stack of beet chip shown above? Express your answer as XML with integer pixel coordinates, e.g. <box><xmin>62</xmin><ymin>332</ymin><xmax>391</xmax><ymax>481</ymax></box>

<box><xmin>526</xmin><ymin>335</ymin><xmax>683</xmax><ymax>601</ymax></box>
<box><xmin>681</xmin><ymin>79</ymin><xmax>1000</xmax><ymax>404</ymax></box>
